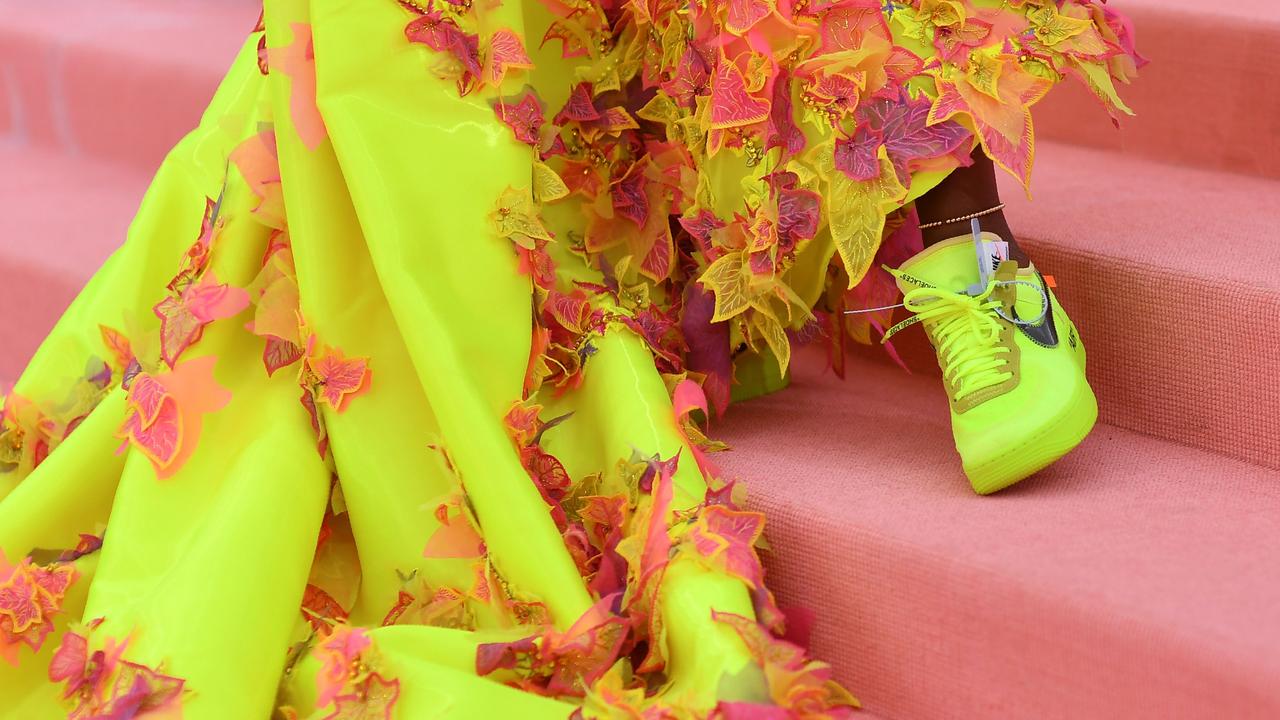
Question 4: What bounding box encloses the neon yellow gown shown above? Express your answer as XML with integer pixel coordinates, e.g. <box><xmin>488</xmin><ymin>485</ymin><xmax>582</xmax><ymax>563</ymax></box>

<box><xmin>0</xmin><ymin>1</ymin><xmax>1140</xmax><ymax>717</ymax></box>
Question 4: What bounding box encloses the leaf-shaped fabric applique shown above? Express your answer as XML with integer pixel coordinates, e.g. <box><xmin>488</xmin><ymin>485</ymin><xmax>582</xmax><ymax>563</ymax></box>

<box><xmin>118</xmin><ymin>355</ymin><xmax>231</xmax><ymax>479</ymax></box>
<box><xmin>1026</xmin><ymin>5</ymin><xmax>1093</xmax><ymax>49</ymax></box>
<box><xmin>503</xmin><ymin>400</ymin><xmax>543</xmax><ymax>448</ymax></box>
<box><xmin>127</xmin><ymin>373</ymin><xmax>170</xmax><ymax>428</ymax></box>
<box><xmin>712</xmin><ymin>611</ymin><xmax>858</xmax><ymax>715</ymax></box>
<box><xmin>423</xmin><ymin>502</ymin><xmax>485</xmax><ymax>559</ymax></box>
<box><xmin>685</xmin><ymin>505</ymin><xmax>767</xmax><ymax>590</ymax></box>
<box><xmin>30</xmin><ymin>563</ymin><xmax>76</xmax><ymax>600</ymax></box>
<box><xmin>103</xmin><ymin>660</ymin><xmax>186</xmax><ymax>719</ymax></box>
<box><xmin>610</xmin><ymin>163</ymin><xmax>650</xmax><ymax>229</ymax></box>
<box><xmin>301</xmin><ymin>584</ymin><xmax>349</xmax><ymax>632</ymax></box>
<box><xmin>257</xmin><ymin>33</ymin><xmax>270</xmax><ymax>75</ymax></box>
<box><xmin>329</xmin><ymin>673</ymin><xmax>400</xmax><ymax>720</ymax></box>
<box><xmin>406</xmin><ymin>11</ymin><xmax>482</xmax><ymax>92</ymax></box>
<box><xmin>119</xmin><ymin>396</ymin><xmax>183</xmax><ymax>473</ymax></box>
<box><xmin>709</xmin><ymin>57</ymin><xmax>771</xmax><ymax>130</ymax></box>
<box><xmin>0</xmin><ymin>572</ymin><xmax>39</xmax><ymax>635</ymax></box>
<box><xmin>661</xmin><ymin>45</ymin><xmax>712</xmax><ymax>109</ymax></box>
<box><xmin>752</xmin><ymin>312</ymin><xmax>792</xmax><ymax>376</ymax></box>
<box><xmin>639</xmin><ymin>229</ymin><xmax>673</xmax><ymax>282</ymax></box>
<box><xmin>671</xmin><ymin>379</ymin><xmax>708</xmax><ymax>426</ymax></box>
<box><xmin>817</xmin><ymin>4</ymin><xmax>890</xmax><ymax>53</ymax></box>
<box><xmin>1070</xmin><ymin>58</ymin><xmax>1134</xmax><ymax>118</ymax></box>
<box><xmin>768</xmin><ymin>181</ymin><xmax>819</xmax><ymax>249</ymax></box>
<box><xmin>307</xmin><ymin>347</ymin><xmax>372</xmax><ymax>413</ymax></box>
<box><xmin>766</xmin><ymin>69</ymin><xmax>806</xmax><ymax>157</ymax></box>
<box><xmin>46</xmin><ymin>629</ymin><xmax>88</xmax><ymax>688</ymax></box>
<box><xmin>559</xmin><ymin>158</ymin><xmax>606</xmax><ymax>199</ymax></box>
<box><xmin>229</xmin><ymin>130</ymin><xmax>287</xmax><ymax>229</ymax></box>
<box><xmin>671</xmin><ymin>380</ymin><xmax>723</xmax><ymax>478</ymax></box>
<box><xmin>544</xmin><ymin>290</ymin><xmax>591</xmax><ymax>334</ymax></box>
<box><xmin>492</xmin><ymin>90</ymin><xmax>545</xmax><ymax>146</ymax></box>
<box><xmin>516</xmin><ymin>239</ymin><xmax>558</xmax><ymax>292</ymax></box>
<box><xmin>859</xmin><ymin>94</ymin><xmax>971</xmax><ymax>184</ymax></box>
<box><xmin>928</xmin><ymin>60</ymin><xmax>1052</xmax><ymax>190</ymax></box>
<box><xmin>883</xmin><ymin>45</ymin><xmax>925</xmax><ymax>86</ymax></box>
<box><xmin>380</xmin><ymin>591</ymin><xmax>415</xmax><ymax>627</ymax></box>
<box><xmin>541</xmin><ymin>19</ymin><xmax>591</xmax><ymax>59</ymax></box>
<box><xmin>699</xmin><ymin>252</ymin><xmax>752</xmax><ymax>323</ymax></box>
<box><xmin>586</xmin><ymin>107</ymin><xmax>640</xmax><ymax>135</ymax></box>
<box><xmin>933</xmin><ymin>18</ymin><xmax>993</xmax><ymax>63</ymax></box>
<box><xmin>154</xmin><ymin>272</ymin><xmax>251</xmax><ymax>369</ymax></box>
<box><xmin>680</xmin><ymin>284</ymin><xmax>732</xmax><ymax>419</ymax></box>
<box><xmin>965</xmin><ymin>48</ymin><xmax>1005</xmax><ymax>100</ymax></box>
<box><xmin>726</xmin><ymin>0</ymin><xmax>775</xmax><ymax>35</ymax></box>
<box><xmin>833</xmin><ymin>124</ymin><xmax>883</xmax><ymax>182</ymax></box>
<box><xmin>476</xmin><ymin>596</ymin><xmax>629</xmax><ymax>693</ymax></box>
<box><xmin>637</xmin><ymin>91</ymin><xmax>681</xmax><ymax>129</ymax></box>
<box><xmin>247</xmin><ymin>251</ymin><xmax>302</xmax><ymax>349</ymax></box>
<box><xmin>300</xmin><ymin>390</ymin><xmax>329</xmax><ymax>459</ymax></box>
<box><xmin>532</xmin><ymin>161</ymin><xmax>569</xmax><ymax>203</ymax></box>
<box><xmin>483</xmin><ymin>29</ymin><xmax>534</xmax><ymax>88</ymax></box>
<box><xmin>267</xmin><ymin>24</ymin><xmax>328</xmax><ymax>150</ymax></box>
<box><xmin>264</xmin><ymin>337</ymin><xmax>304</xmax><ymax>377</ymax></box>
<box><xmin>628</xmin><ymin>454</ymin><xmax>677</xmax><ymax>673</ymax></box>
<box><xmin>579</xmin><ymin>667</ymin><xmax>664</xmax><ymax>720</ymax></box>
<box><xmin>917</xmin><ymin>0</ymin><xmax>965</xmax><ymax>28</ymax></box>
<box><xmin>491</xmin><ymin>187</ymin><xmax>555</xmax><ymax>249</ymax></box>
<box><xmin>183</xmin><ymin>271</ymin><xmax>252</xmax><ymax>324</ymax></box>
<box><xmin>825</xmin><ymin>149</ymin><xmax>908</xmax><ymax>288</ymax></box>
<box><xmin>99</xmin><ymin>325</ymin><xmax>135</xmax><ymax>373</ymax></box>
<box><xmin>405</xmin><ymin>8</ymin><xmax>456</xmax><ymax>50</ymax></box>
<box><xmin>679</xmin><ymin>209</ymin><xmax>727</xmax><ymax>252</ymax></box>
<box><xmin>554</xmin><ymin>83</ymin><xmax>603</xmax><ymax>125</ymax></box>
<box><xmin>843</xmin><ymin>214</ymin><xmax>921</xmax><ymax>353</ymax></box>
<box><xmin>153</xmin><ymin>297</ymin><xmax>203</xmax><ymax>371</ymax></box>
<box><xmin>314</xmin><ymin>624</ymin><xmax>374</xmax><ymax>709</ymax></box>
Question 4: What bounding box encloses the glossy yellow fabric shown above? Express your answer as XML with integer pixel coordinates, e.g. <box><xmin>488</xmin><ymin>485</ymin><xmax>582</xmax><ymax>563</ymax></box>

<box><xmin>0</xmin><ymin>4</ymin><xmax>756</xmax><ymax>718</ymax></box>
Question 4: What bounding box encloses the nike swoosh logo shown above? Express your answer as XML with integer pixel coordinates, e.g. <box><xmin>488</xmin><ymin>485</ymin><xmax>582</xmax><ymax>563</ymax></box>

<box><xmin>1012</xmin><ymin>272</ymin><xmax>1059</xmax><ymax>348</ymax></box>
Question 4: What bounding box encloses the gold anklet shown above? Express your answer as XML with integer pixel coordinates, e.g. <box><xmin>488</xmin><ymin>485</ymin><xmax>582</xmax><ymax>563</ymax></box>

<box><xmin>917</xmin><ymin>203</ymin><xmax>1006</xmax><ymax>230</ymax></box>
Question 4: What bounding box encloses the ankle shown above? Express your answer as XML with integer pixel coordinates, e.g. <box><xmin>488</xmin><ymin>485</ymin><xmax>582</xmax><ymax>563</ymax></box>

<box><xmin>918</xmin><ymin>210</ymin><xmax>1029</xmax><ymax>265</ymax></box>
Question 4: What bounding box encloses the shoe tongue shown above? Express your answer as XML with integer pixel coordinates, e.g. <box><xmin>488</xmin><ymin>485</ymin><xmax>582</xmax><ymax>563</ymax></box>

<box><xmin>1013</xmin><ymin>264</ymin><xmax>1047</xmax><ymax>321</ymax></box>
<box><xmin>895</xmin><ymin>233</ymin><xmax>1006</xmax><ymax>294</ymax></box>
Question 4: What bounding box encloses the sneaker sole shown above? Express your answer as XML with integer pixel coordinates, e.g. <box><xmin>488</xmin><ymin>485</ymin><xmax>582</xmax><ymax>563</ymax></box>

<box><xmin>963</xmin><ymin>385</ymin><xmax>1099</xmax><ymax>495</ymax></box>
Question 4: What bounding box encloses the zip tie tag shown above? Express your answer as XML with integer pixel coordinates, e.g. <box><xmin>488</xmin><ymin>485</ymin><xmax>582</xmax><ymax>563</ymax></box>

<box><xmin>971</xmin><ymin>218</ymin><xmax>1008</xmax><ymax>292</ymax></box>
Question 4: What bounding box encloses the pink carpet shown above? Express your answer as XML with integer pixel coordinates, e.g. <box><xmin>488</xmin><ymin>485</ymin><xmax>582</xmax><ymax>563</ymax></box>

<box><xmin>2</xmin><ymin>2</ymin><xmax>1279</xmax><ymax>719</ymax></box>
<box><xmin>719</xmin><ymin>349</ymin><xmax>1280</xmax><ymax>720</ymax></box>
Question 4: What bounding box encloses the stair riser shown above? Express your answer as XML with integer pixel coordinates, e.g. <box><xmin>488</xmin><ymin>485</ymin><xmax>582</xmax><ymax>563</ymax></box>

<box><xmin>1025</xmin><ymin>241</ymin><xmax>1280</xmax><ymax>470</ymax></box>
<box><xmin>0</xmin><ymin>14</ymin><xmax>244</xmax><ymax>174</ymax></box>
<box><xmin>1036</xmin><ymin>5</ymin><xmax>1280</xmax><ymax>180</ymax></box>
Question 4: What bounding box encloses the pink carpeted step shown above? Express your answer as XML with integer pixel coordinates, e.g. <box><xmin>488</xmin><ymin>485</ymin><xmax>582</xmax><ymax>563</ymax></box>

<box><xmin>0</xmin><ymin>143</ymin><xmax>154</xmax><ymax>380</ymax></box>
<box><xmin>1034</xmin><ymin>0</ymin><xmax>1280</xmax><ymax>179</ymax></box>
<box><xmin>716</xmin><ymin>348</ymin><xmax>1280</xmax><ymax>720</ymax></box>
<box><xmin>0</xmin><ymin>0</ymin><xmax>257</xmax><ymax>174</ymax></box>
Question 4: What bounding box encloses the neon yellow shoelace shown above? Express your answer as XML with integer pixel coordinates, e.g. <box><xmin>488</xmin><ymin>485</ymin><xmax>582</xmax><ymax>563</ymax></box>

<box><xmin>882</xmin><ymin>275</ymin><xmax>1014</xmax><ymax>403</ymax></box>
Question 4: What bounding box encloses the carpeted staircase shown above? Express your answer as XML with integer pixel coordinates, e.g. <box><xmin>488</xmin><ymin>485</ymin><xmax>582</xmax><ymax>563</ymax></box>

<box><xmin>1</xmin><ymin>1</ymin><xmax>1277</xmax><ymax>718</ymax></box>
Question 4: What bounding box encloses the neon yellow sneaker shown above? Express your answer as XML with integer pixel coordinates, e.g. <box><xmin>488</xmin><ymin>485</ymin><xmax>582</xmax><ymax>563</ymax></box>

<box><xmin>885</xmin><ymin>230</ymin><xmax>1097</xmax><ymax>494</ymax></box>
